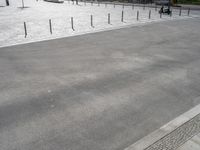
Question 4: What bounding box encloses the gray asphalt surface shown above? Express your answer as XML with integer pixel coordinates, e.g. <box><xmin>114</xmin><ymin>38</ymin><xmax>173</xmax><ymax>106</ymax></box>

<box><xmin>0</xmin><ymin>18</ymin><xmax>200</xmax><ymax>150</ymax></box>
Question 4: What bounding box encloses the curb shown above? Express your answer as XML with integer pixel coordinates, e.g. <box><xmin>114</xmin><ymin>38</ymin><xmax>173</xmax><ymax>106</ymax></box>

<box><xmin>124</xmin><ymin>103</ymin><xmax>200</xmax><ymax>150</ymax></box>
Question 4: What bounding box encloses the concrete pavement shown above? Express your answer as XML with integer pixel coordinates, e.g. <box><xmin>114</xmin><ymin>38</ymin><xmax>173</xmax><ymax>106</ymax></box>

<box><xmin>0</xmin><ymin>18</ymin><xmax>200</xmax><ymax>150</ymax></box>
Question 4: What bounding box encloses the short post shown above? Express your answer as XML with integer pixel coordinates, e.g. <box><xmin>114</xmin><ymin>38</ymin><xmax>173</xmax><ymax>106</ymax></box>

<box><xmin>143</xmin><ymin>4</ymin><xmax>145</xmax><ymax>10</ymax></box>
<box><xmin>114</xmin><ymin>3</ymin><xmax>115</xmax><ymax>8</ymax></box>
<box><xmin>24</xmin><ymin>22</ymin><xmax>27</xmax><ymax>38</ymax></box>
<box><xmin>6</xmin><ymin>0</ymin><xmax>10</xmax><ymax>5</ymax></box>
<box><xmin>132</xmin><ymin>4</ymin><xmax>134</xmax><ymax>10</ymax></box>
<box><xmin>91</xmin><ymin>15</ymin><xmax>94</xmax><ymax>27</ymax></box>
<box><xmin>137</xmin><ymin>11</ymin><xmax>139</xmax><ymax>20</ymax></box>
<box><xmin>22</xmin><ymin>0</ymin><xmax>25</xmax><ymax>8</ymax></box>
<box><xmin>160</xmin><ymin>12</ymin><xmax>162</xmax><ymax>18</ymax></box>
<box><xmin>108</xmin><ymin>13</ymin><xmax>111</xmax><ymax>24</ymax></box>
<box><xmin>49</xmin><ymin>19</ymin><xmax>52</xmax><ymax>34</ymax></box>
<box><xmin>123</xmin><ymin>4</ymin><xmax>124</xmax><ymax>9</ymax></box>
<box><xmin>179</xmin><ymin>7</ymin><xmax>182</xmax><ymax>16</ymax></box>
<box><xmin>170</xmin><ymin>11</ymin><xmax>172</xmax><ymax>17</ymax></box>
<box><xmin>188</xmin><ymin>8</ymin><xmax>190</xmax><ymax>16</ymax></box>
<box><xmin>121</xmin><ymin>10</ymin><xmax>124</xmax><ymax>22</ymax></box>
<box><xmin>71</xmin><ymin>17</ymin><xmax>75</xmax><ymax>31</ymax></box>
<box><xmin>149</xmin><ymin>10</ymin><xmax>151</xmax><ymax>19</ymax></box>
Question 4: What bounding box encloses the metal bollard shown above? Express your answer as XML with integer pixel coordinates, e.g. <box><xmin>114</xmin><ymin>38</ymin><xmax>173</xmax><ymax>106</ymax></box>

<box><xmin>149</xmin><ymin>10</ymin><xmax>151</xmax><ymax>19</ymax></box>
<box><xmin>91</xmin><ymin>15</ymin><xmax>94</xmax><ymax>27</ymax></box>
<box><xmin>121</xmin><ymin>11</ymin><xmax>124</xmax><ymax>22</ymax></box>
<box><xmin>137</xmin><ymin>11</ymin><xmax>139</xmax><ymax>20</ymax></box>
<box><xmin>160</xmin><ymin>12</ymin><xmax>162</xmax><ymax>18</ymax></box>
<box><xmin>123</xmin><ymin>4</ymin><xmax>124</xmax><ymax>9</ymax></box>
<box><xmin>108</xmin><ymin>13</ymin><xmax>111</xmax><ymax>24</ymax></box>
<box><xmin>179</xmin><ymin>7</ymin><xmax>182</xmax><ymax>16</ymax></box>
<box><xmin>49</xmin><ymin>19</ymin><xmax>52</xmax><ymax>34</ymax></box>
<box><xmin>188</xmin><ymin>8</ymin><xmax>190</xmax><ymax>16</ymax></box>
<box><xmin>114</xmin><ymin>3</ymin><xmax>115</xmax><ymax>8</ymax></box>
<box><xmin>24</xmin><ymin>22</ymin><xmax>27</xmax><ymax>38</ymax></box>
<box><xmin>22</xmin><ymin>0</ymin><xmax>25</xmax><ymax>8</ymax></box>
<box><xmin>71</xmin><ymin>17</ymin><xmax>75</xmax><ymax>31</ymax></box>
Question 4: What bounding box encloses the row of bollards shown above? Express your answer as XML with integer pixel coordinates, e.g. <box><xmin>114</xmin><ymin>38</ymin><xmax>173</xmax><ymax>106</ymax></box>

<box><xmin>80</xmin><ymin>1</ymin><xmax>149</xmax><ymax>11</ymax></box>
<box><xmin>23</xmin><ymin>6</ymin><xmax>191</xmax><ymax>38</ymax></box>
<box><xmin>23</xmin><ymin>17</ymin><xmax>75</xmax><ymax>37</ymax></box>
<box><xmin>68</xmin><ymin>0</ymin><xmax>190</xmax><ymax>17</ymax></box>
<box><xmin>76</xmin><ymin>1</ymin><xmax>149</xmax><ymax>10</ymax></box>
<box><xmin>75</xmin><ymin>0</ymin><xmax>190</xmax><ymax>19</ymax></box>
<box><xmin>74</xmin><ymin>1</ymin><xmax>143</xmax><ymax>10</ymax></box>
<box><xmin>69</xmin><ymin>0</ymin><xmax>191</xmax><ymax>19</ymax></box>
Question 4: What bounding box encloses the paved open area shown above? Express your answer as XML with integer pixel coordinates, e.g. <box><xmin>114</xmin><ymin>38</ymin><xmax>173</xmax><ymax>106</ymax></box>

<box><xmin>0</xmin><ymin>18</ymin><xmax>200</xmax><ymax>150</ymax></box>
<box><xmin>0</xmin><ymin>0</ymin><xmax>197</xmax><ymax>47</ymax></box>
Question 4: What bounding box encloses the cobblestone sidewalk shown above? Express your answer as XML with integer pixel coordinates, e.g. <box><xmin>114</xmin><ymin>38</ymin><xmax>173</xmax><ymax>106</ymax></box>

<box><xmin>177</xmin><ymin>133</ymin><xmax>200</xmax><ymax>150</ymax></box>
